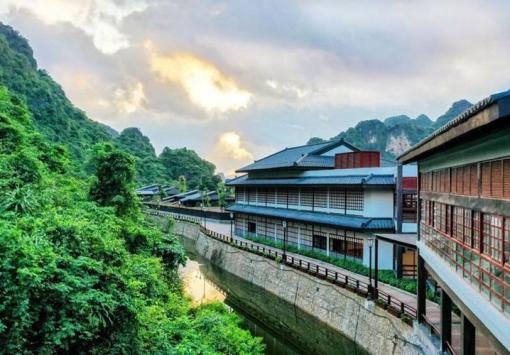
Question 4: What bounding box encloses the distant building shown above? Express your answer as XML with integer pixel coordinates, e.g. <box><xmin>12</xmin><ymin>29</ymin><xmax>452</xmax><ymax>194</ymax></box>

<box><xmin>179</xmin><ymin>190</ymin><xmax>234</xmax><ymax>207</ymax></box>
<box><xmin>399</xmin><ymin>90</ymin><xmax>510</xmax><ymax>354</ymax></box>
<box><xmin>226</xmin><ymin>139</ymin><xmax>417</xmax><ymax>270</ymax></box>
<box><xmin>135</xmin><ymin>184</ymin><xmax>179</xmax><ymax>201</ymax></box>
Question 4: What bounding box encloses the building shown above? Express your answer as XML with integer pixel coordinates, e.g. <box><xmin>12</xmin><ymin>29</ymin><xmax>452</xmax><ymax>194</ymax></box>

<box><xmin>179</xmin><ymin>190</ymin><xmax>234</xmax><ymax>207</ymax></box>
<box><xmin>135</xmin><ymin>184</ymin><xmax>179</xmax><ymax>201</ymax></box>
<box><xmin>399</xmin><ymin>90</ymin><xmax>510</xmax><ymax>354</ymax></box>
<box><xmin>226</xmin><ymin>139</ymin><xmax>417</xmax><ymax>270</ymax></box>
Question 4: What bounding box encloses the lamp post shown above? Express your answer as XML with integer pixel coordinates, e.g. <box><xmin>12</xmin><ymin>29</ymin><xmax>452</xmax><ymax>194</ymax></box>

<box><xmin>368</xmin><ymin>238</ymin><xmax>374</xmax><ymax>299</ymax></box>
<box><xmin>282</xmin><ymin>220</ymin><xmax>287</xmax><ymax>262</ymax></box>
<box><xmin>230</xmin><ymin>212</ymin><xmax>234</xmax><ymax>243</ymax></box>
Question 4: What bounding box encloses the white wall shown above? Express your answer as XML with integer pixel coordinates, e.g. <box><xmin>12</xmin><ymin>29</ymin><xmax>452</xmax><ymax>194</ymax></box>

<box><xmin>363</xmin><ymin>190</ymin><xmax>394</xmax><ymax>218</ymax></box>
<box><xmin>362</xmin><ymin>239</ymin><xmax>394</xmax><ymax>270</ymax></box>
<box><xmin>402</xmin><ymin>223</ymin><xmax>417</xmax><ymax>233</ymax></box>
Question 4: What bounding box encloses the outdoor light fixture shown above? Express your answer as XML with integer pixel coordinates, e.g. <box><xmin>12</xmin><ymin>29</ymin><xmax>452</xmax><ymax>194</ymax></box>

<box><xmin>368</xmin><ymin>238</ymin><xmax>374</xmax><ymax>248</ymax></box>
<box><xmin>230</xmin><ymin>212</ymin><xmax>234</xmax><ymax>219</ymax></box>
<box><xmin>282</xmin><ymin>220</ymin><xmax>287</xmax><ymax>228</ymax></box>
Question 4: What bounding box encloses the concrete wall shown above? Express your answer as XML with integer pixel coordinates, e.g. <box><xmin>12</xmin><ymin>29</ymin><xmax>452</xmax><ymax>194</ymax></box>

<box><xmin>173</xmin><ymin>219</ymin><xmax>429</xmax><ymax>355</ymax></box>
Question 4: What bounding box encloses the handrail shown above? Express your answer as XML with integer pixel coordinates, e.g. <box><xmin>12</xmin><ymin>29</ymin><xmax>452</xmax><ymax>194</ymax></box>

<box><xmin>147</xmin><ymin>208</ymin><xmax>418</xmax><ymax>322</ymax></box>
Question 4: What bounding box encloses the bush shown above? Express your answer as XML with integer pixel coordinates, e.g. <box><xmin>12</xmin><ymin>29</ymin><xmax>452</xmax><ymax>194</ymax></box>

<box><xmin>244</xmin><ymin>235</ymin><xmax>418</xmax><ymax>295</ymax></box>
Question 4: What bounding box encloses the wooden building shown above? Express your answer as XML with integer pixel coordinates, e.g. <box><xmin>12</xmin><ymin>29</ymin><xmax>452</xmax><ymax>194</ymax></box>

<box><xmin>399</xmin><ymin>90</ymin><xmax>510</xmax><ymax>354</ymax></box>
<box><xmin>227</xmin><ymin>139</ymin><xmax>417</xmax><ymax>270</ymax></box>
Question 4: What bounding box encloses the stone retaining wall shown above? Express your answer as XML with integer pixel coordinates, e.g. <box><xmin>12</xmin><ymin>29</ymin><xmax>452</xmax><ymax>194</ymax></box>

<box><xmin>173</xmin><ymin>219</ymin><xmax>430</xmax><ymax>355</ymax></box>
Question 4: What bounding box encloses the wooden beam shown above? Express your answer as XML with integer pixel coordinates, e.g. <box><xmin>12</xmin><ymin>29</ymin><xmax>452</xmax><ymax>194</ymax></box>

<box><xmin>440</xmin><ymin>289</ymin><xmax>452</xmax><ymax>352</ymax></box>
<box><xmin>417</xmin><ymin>254</ymin><xmax>427</xmax><ymax>323</ymax></box>
<box><xmin>461</xmin><ymin>314</ymin><xmax>476</xmax><ymax>355</ymax></box>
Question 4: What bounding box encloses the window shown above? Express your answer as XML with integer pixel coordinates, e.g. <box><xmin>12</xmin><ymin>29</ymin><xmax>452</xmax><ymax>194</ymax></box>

<box><xmin>236</xmin><ymin>187</ymin><xmax>245</xmax><ymax>202</ymax></box>
<box><xmin>248</xmin><ymin>222</ymin><xmax>256</xmax><ymax>234</ymax></box>
<box><xmin>505</xmin><ymin>220</ymin><xmax>510</xmax><ymax>266</ymax></box>
<box><xmin>313</xmin><ymin>188</ymin><xmax>327</xmax><ymax>208</ymax></box>
<box><xmin>248</xmin><ymin>188</ymin><xmax>257</xmax><ymax>203</ymax></box>
<box><xmin>257</xmin><ymin>189</ymin><xmax>267</xmax><ymax>204</ymax></box>
<box><xmin>267</xmin><ymin>189</ymin><xmax>276</xmax><ymax>204</ymax></box>
<box><xmin>313</xmin><ymin>234</ymin><xmax>327</xmax><ymax>250</ymax></box>
<box><xmin>300</xmin><ymin>187</ymin><xmax>313</xmax><ymax>207</ymax></box>
<box><xmin>329</xmin><ymin>188</ymin><xmax>345</xmax><ymax>210</ymax></box>
<box><xmin>287</xmin><ymin>188</ymin><xmax>299</xmax><ymax>205</ymax></box>
<box><xmin>346</xmin><ymin>190</ymin><xmax>363</xmax><ymax>211</ymax></box>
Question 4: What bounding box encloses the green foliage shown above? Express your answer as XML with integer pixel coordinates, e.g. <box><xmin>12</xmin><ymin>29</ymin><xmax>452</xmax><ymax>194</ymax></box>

<box><xmin>0</xmin><ymin>22</ymin><xmax>112</xmax><ymax>163</ymax></box>
<box><xmin>113</xmin><ymin>127</ymin><xmax>170</xmax><ymax>186</ymax></box>
<box><xmin>178</xmin><ymin>175</ymin><xmax>187</xmax><ymax>193</ymax></box>
<box><xmin>244</xmin><ymin>235</ymin><xmax>418</xmax><ymax>294</ymax></box>
<box><xmin>0</xmin><ymin>23</ymin><xmax>222</xmax><ymax>188</ymax></box>
<box><xmin>88</xmin><ymin>143</ymin><xmax>139</xmax><ymax>217</ymax></box>
<box><xmin>159</xmin><ymin>147</ymin><xmax>221</xmax><ymax>190</ymax></box>
<box><xmin>0</xmin><ymin>86</ymin><xmax>263</xmax><ymax>354</ymax></box>
<box><xmin>217</xmin><ymin>181</ymin><xmax>227</xmax><ymax>209</ymax></box>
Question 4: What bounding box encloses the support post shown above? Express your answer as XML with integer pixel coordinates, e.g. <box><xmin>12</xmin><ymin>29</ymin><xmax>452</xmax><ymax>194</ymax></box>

<box><xmin>461</xmin><ymin>314</ymin><xmax>476</xmax><ymax>355</ymax></box>
<box><xmin>374</xmin><ymin>237</ymin><xmax>379</xmax><ymax>295</ymax></box>
<box><xmin>396</xmin><ymin>163</ymin><xmax>403</xmax><ymax>233</ymax></box>
<box><xmin>396</xmin><ymin>246</ymin><xmax>403</xmax><ymax>278</ymax></box>
<box><xmin>417</xmin><ymin>254</ymin><xmax>427</xmax><ymax>323</ymax></box>
<box><xmin>440</xmin><ymin>289</ymin><xmax>452</xmax><ymax>352</ymax></box>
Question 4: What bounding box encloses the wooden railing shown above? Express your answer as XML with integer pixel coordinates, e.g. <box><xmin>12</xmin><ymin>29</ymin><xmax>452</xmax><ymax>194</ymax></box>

<box><xmin>148</xmin><ymin>209</ymin><xmax>418</xmax><ymax>322</ymax></box>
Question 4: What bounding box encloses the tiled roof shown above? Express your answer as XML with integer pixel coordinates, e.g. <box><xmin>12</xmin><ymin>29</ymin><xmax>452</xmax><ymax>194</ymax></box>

<box><xmin>227</xmin><ymin>204</ymin><xmax>394</xmax><ymax>231</ymax></box>
<box><xmin>399</xmin><ymin>89</ymin><xmax>510</xmax><ymax>162</ymax></box>
<box><xmin>226</xmin><ymin>174</ymin><xmax>395</xmax><ymax>186</ymax></box>
<box><xmin>237</xmin><ymin>139</ymin><xmax>358</xmax><ymax>172</ymax></box>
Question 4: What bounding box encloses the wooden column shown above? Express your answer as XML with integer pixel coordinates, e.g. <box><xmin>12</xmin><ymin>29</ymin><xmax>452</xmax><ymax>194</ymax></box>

<box><xmin>396</xmin><ymin>246</ymin><xmax>403</xmax><ymax>278</ymax></box>
<box><xmin>374</xmin><ymin>237</ymin><xmax>379</xmax><ymax>294</ymax></box>
<box><xmin>417</xmin><ymin>254</ymin><xmax>427</xmax><ymax>323</ymax></box>
<box><xmin>396</xmin><ymin>163</ymin><xmax>403</xmax><ymax>233</ymax></box>
<box><xmin>461</xmin><ymin>314</ymin><xmax>476</xmax><ymax>355</ymax></box>
<box><xmin>440</xmin><ymin>289</ymin><xmax>452</xmax><ymax>352</ymax></box>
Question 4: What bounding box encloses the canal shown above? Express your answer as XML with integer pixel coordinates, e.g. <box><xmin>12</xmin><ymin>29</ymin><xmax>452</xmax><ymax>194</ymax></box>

<box><xmin>179</xmin><ymin>236</ymin><xmax>367</xmax><ymax>355</ymax></box>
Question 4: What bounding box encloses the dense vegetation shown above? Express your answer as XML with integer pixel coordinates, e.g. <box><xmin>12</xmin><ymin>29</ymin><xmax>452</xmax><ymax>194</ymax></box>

<box><xmin>308</xmin><ymin>100</ymin><xmax>473</xmax><ymax>159</ymax></box>
<box><xmin>0</xmin><ymin>86</ymin><xmax>263</xmax><ymax>353</ymax></box>
<box><xmin>0</xmin><ymin>22</ymin><xmax>221</xmax><ymax>189</ymax></box>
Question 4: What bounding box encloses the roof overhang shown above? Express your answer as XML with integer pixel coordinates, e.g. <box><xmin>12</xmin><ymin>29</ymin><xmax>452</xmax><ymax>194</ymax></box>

<box><xmin>227</xmin><ymin>204</ymin><xmax>395</xmax><ymax>231</ymax></box>
<box><xmin>398</xmin><ymin>92</ymin><xmax>510</xmax><ymax>164</ymax></box>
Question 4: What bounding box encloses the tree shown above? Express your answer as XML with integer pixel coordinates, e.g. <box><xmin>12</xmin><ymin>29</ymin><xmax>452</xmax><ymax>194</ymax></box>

<box><xmin>88</xmin><ymin>143</ymin><xmax>138</xmax><ymax>217</ymax></box>
<box><xmin>178</xmin><ymin>175</ymin><xmax>187</xmax><ymax>193</ymax></box>
<box><xmin>217</xmin><ymin>181</ymin><xmax>227</xmax><ymax>211</ymax></box>
<box><xmin>200</xmin><ymin>186</ymin><xmax>211</xmax><ymax>208</ymax></box>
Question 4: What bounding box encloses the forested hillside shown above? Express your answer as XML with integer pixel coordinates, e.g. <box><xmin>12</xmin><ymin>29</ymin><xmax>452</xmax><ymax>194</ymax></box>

<box><xmin>0</xmin><ymin>22</ymin><xmax>220</xmax><ymax>189</ymax></box>
<box><xmin>308</xmin><ymin>100</ymin><xmax>473</xmax><ymax>159</ymax></box>
<box><xmin>0</xmin><ymin>86</ymin><xmax>263</xmax><ymax>353</ymax></box>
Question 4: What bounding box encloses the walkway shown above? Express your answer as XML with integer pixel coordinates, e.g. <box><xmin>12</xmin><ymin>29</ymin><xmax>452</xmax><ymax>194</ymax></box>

<box><xmin>152</xmin><ymin>210</ymin><xmax>495</xmax><ymax>354</ymax></box>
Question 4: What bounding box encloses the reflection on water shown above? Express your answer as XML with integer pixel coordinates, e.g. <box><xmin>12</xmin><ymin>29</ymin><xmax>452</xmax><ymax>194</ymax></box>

<box><xmin>180</xmin><ymin>258</ymin><xmax>226</xmax><ymax>305</ymax></box>
<box><xmin>179</xmin><ymin>237</ymin><xmax>367</xmax><ymax>355</ymax></box>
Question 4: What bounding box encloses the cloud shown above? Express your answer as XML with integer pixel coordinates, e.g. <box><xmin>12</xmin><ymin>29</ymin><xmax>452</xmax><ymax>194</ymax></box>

<box><xmin>217</xmin><ymin>131</ymin><xmax>253</xmax><ymax>160</ymax></box>
<box><xmin>266</xmin><ymin>79</ymin><xmax>310</xmax><ymax>99</ymax></box>
<box><xmin>149</xmin><ymin>49</ymin><xmax>252</xmax><ymax>114</ymax></box>
<box><xmin>1</xmin><ymin>0</ymin><xmax>149</xmax><ymax>54</ymax></box>
<box><xmin>208</xmin><ymin>131</ymin><xmax>254</xmax><ymax>176</ymax></box>
<box><xmin>114</xmin><ymin>82</ymin><xmax>147</xmax><ymax>113</ymax></box>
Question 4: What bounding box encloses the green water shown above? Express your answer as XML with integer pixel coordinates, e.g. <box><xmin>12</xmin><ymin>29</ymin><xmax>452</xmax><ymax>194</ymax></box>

<box><xmin>179</xmin><ymin>237</ymin><xmax>367</xmax><ymax>355</ymax></box>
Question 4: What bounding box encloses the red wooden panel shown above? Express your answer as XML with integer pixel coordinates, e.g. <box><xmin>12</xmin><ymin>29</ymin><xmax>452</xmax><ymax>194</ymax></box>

<box><xmin>481</xmin><ymin>162</ymin><xmax>491</xmax><ymax>197</ymax></box>
<box><xmin>334</xmin><ymin>151</ymin><xmax>380</xmax><ymax>169</ymax></box>
<box><xmin>491</xmin><ymin>160</ymin><xmax>503</xmax><ymax>198</ymax></box>
<box><xmin>451</xmin><ymin>168</ymin><xmax>457</xmax><ymax>194</ymax></box>
<box><xmin>462</xmin><ymin>165</ymin><xmax>471</xmax><ymax>195</ymax></box>
<box><xmin>470</xmin><ymin>164</ymin><xmax>478</xmax><ymax>196</ymax></box>
<box><xmin>504</xmin><ymin>159</ymin><xmax>510</xmax><ymax>199</ymax></box>
<box><xmin>402</xmin><ymin>177</ymin><xmax>417</xmax><ymax>190</ymax></box>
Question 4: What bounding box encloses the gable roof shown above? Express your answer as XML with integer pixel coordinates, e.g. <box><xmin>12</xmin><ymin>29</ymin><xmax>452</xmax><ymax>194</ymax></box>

<box><xmin>399</xmin><ymin>89</ymin><xmax>510</xmax><ymax>163</ymax></box>
<box><xmin>237</xmin><ymin>138</ymin><xmax>359</xmax><ymax>173</ymax></box>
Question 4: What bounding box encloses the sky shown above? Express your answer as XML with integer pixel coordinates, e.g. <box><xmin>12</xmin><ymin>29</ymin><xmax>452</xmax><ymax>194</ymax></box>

<box><xmin>1</xmin><ymin>0</ymin><xmax>510</xmax><ymax>176</ymax></box>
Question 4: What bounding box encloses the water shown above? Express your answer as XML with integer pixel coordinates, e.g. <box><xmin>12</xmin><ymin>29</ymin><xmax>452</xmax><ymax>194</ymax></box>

<box><xmin>179</xmin><ymin>237</ymin><xmax>367</xmax><ymax>355</ymax></box>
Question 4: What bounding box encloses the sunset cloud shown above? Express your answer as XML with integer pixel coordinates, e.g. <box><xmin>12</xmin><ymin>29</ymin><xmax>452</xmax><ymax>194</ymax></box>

<box><xmin>114</xmin><ymin>82</ymin><xmax>147</xmax><ymax>114</ymax></box>
<box><xmin>149</xmin><ymin>51</ymin><xmax>252</xmax><ymax>113</ymax></box>
<box><xmin>209</xmin><ymin>131</ymin><xmax>254</xmax><ymax>176</ymax></box>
